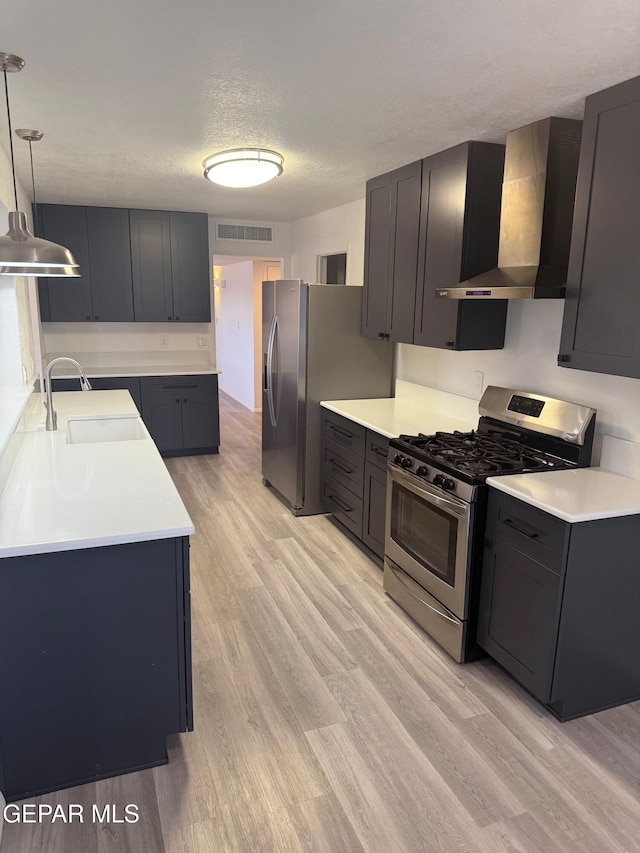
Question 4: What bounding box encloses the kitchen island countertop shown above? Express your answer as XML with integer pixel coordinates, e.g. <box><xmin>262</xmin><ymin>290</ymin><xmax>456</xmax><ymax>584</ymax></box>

<box><xmin>0</xmin><ymin>390</ymin><xmax>194</xmax><ymax>558</ymax></box>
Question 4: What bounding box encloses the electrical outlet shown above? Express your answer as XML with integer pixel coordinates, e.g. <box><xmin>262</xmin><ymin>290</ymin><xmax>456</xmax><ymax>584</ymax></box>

<box><xmin>474</xmin><ymin>370</ymin><xmax>484</xmax><ymax>395</ymax></box>
<box><xmin>160</xmin><ymin>335</ymin><xmax>169</xmax><ymax>349</ymax></box>
<box><xmin>197</xmin><ymin>337</ymin><xmax>208</xmax><ymax>349</ymax></box>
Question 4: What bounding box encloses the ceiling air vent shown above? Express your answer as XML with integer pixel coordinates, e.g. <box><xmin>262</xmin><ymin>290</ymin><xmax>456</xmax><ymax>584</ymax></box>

<box><xmin>216</xmin><ymin>222</ymin><xmax>274</xmax><ymax>243</ymax></box>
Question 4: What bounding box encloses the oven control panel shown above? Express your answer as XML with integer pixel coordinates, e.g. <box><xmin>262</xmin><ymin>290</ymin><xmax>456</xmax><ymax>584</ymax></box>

<box><xmin>507</xmin><ymin>394</ymin><xmax>545</xmax><ymax>418</ymax></box>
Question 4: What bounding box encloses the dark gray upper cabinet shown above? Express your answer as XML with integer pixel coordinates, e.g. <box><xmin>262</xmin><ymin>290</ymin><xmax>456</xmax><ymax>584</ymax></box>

<box><xmin>559</xmin><ymin>75</ymin><xmax>640</xmax><ymax>377</ymax></box>
<box><xmin>414</xmin><ymin>141</ymin><xmax>507</xmax><ymax>350</ymax></box>
<box><xmin>362</xmin><ymin>160</ymin><xmax>422</xmax><ymax>342</ymax></box>
<box><xmin>38</xmin><ymin>204</ymin><xmax>93</xmax><ymax>322</ymax></box>
<box><xmin>130</xmin><ymin>209</ymin><xmax>174</xmax><ymax>322</ymax></box>
<box><xmin>170</xmin><ymin>212</ymin><xmax>211</xmax><ymax>322</ymax></box>
<box><xmin>87</xmin><ymin>207</ymin><xmax>134</xmax><ymax>322</ymax></box>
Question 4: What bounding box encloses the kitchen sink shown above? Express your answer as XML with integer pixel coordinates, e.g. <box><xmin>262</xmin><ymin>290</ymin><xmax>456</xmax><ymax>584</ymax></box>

<box><xmin>66</xmin><ymin>417</ymin><xmax>148</xmax><ymax>444</ymax></box>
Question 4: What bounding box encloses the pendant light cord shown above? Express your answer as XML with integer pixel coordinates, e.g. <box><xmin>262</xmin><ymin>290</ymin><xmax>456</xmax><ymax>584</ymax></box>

<box><xmin>3</xmin><ymin>67</ymin><xmax>19</xmax><ymax>210</ymax></box>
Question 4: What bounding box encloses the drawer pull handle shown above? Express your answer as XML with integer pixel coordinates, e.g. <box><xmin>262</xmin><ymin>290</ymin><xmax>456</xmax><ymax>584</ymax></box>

<box><xmin>328</xmin><ymin>424</ymin><xmax>353</xmax><ymax>440</ymax></box>
<box><xmin>329</xmin><ymin>457</ymin><xmax>354</xmax><ymax>475</ymax></box>
<box><xmin>371</xmin><ymin>446</ymin><xmax>387</xmax><ymax>457</ymax></box>
<box><xmin>504</xmin><ymin>518</ymin><xmax>540</xmax><ymax>539</ymax></box>
<box><xmin>329</xmin><ymin>494</ymin><xmax>353</xmax><ymax>513</ymax></box>
<box><xmin>162</xmin><ymin>383</ymin><xmax>199</xmax><ymax>390</ymax></box>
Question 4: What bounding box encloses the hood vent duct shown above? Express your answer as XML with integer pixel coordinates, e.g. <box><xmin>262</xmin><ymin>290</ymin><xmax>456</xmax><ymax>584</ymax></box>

<box><xmin>436</xmin><ymin>117</ymin><xmax>582</xmax><ymax>300</ymax></box>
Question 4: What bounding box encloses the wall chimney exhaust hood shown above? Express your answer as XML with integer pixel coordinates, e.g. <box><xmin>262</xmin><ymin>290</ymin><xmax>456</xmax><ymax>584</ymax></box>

<box><xmin>436</xmin><ymin>117</ymin><xmax>582</xmax><ymax>300</ymax></box>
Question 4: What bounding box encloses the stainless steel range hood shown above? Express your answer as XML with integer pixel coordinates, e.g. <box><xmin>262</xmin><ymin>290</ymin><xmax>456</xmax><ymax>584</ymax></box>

<box><xmin>436</xmin><ymin>117</ymin><xmax>582</xmax><ymax>300</ymax></box>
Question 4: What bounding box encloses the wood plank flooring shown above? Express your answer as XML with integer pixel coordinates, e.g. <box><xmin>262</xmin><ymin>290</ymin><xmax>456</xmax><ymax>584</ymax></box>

<box><xmin>3</xmin><ymin>392</ymin><xmax>640</xmax><ymax>852</ymax></box>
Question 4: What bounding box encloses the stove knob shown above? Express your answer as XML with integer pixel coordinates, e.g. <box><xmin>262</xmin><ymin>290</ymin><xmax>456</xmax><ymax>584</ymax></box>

<box><xmin>393</xmin><ymin>454</ymin><xmax>404</xmax><ymax>466</ymax></box>
<box><xmin>401</xmin><ymin>456</ymin><xmax>413</xmax><ymax>469</ymax></box>
<box><xmin>416</xmin><ymin>465</ymin><xmax>429</xmax><ymax>476</ymax></box>
<box><xmin>433</xmin><ymin>474</ymin><xmax>455</xmax><ymax>491</ymax></box>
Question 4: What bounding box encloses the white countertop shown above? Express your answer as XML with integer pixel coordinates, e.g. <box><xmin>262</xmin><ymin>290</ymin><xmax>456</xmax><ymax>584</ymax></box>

<box><xmin>321</xmin><ymin>384</ymin><xmax>477</xmax><ymax>439</ymax></box>
<box><xmin>0</xmin><ymin>391</ymin><xmax>194</xmax><ymax>558</ymax></box>
<box><xmin>487</xmin><ymin>468</ymin><xmax>640</xmax><ymax>522</ymax></box>
<box><xmin>48</xmin><ymin>363</ymin><xmax>221</xmax><ymax>379</ymax></box>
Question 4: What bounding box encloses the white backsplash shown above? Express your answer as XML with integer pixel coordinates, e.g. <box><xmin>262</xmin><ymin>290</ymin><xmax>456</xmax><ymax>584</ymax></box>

<box><xmin>397</xmin><ymin>299</ymin><xmax>640</xmax><ymax>464</ymax></box>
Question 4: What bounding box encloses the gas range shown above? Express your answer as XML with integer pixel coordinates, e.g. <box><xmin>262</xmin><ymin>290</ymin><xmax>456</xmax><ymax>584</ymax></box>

<box><xmin>388</xmin><ymin>387</ymin><xmax>596</xmax><ymax>503</ymax></box>
<box><xmin>383</xmin><ymin>386</ymin><xmax>597</xmax><ymax>662</ymax></box>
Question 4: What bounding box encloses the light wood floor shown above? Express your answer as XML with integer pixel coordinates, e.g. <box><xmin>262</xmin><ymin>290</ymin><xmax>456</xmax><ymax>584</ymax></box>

<box><xmin>3</xmin><ymin>392</ymin><xmax>640</xmax><ymax>852</ymax></box>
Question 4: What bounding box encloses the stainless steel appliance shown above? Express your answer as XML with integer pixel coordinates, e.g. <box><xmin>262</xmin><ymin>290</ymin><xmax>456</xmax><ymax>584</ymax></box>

<box><xmin>262</xmin><ymin>280</ymin><xmax>394</xmax><ymax>516</ymax></box>
<box><xmin>384</xmin><ymin>386</ymin><xmax>596</xmax><ymax>661</ymax></box>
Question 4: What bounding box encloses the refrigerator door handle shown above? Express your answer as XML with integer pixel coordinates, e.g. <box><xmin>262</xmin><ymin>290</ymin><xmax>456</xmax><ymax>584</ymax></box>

<box><xmin>263</xmin><ymin>352</ymin><xmax>269</xmax><ymax>393</ymax></box>
<box><xmin>266</xmin><ymin>315</ymin><xmax>277</xmax><ymax>427</ymax></box>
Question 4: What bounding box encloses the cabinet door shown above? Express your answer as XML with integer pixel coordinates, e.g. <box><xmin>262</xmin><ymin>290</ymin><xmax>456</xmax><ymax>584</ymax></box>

<box><xmin>362</xmin><ymin>172</ymin><xmax>393</xmax><ymax>339</ymax></box>
<box><xmin>40</xmin><ymin>205</ymin><xmax>93</xmax><ymax>322</ymax></box>
<box><xmin>414</xmin><ymin>142</ymin><xmax>506</xmax><ymax>350</ymax></box>
<box><xmin>87</xmin><ymin>208</ymin><xmax>134</xmax><ymax>322</ymax></box>
<box><xmin>170</xmin><ymin>212</ymin><xmax>211</xmax><ymax>322</ymax></box>
<box><xmin>130</xmin><ymin>209</ymin><xmax>174</xmax><ymax>321</ymax></box>
<box><xmin>477</xmin><ymin>536</ymin><xmax>562</xmax><ymax>703</ymax></box>
<box><xmin>388</xmin><ymin>160</ymin><xmax>422</xmax><ymax>343</ymax></box>
<box><xmin>362</xmin><ymin>461</ymin><xmax>387</xmax><ymax>558</ymax></box>
<box><xmin>181</xmin><ymin>394</ymin><xmax>220</xmax><ymax>451</ymax></box>
<box><xmin>141</xmin><ymin>395</ymin><xmax>183</xmax><ymax>451</ymax></box>
<box><xmin>559</xmin><ymin>75</ymin><xmax>640</xmax><ymax>377</ymax></box>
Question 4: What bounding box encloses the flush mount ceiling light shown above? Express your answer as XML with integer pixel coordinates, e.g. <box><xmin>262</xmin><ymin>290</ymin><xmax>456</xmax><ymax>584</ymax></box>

<box><xmin>203</xmin><ymin>148</ymin><xmax>284</xmax><ymax>188</ymax></box>
<box><xmin>0</xmin><ymin>52</ymin><xmax>80</xmax><ymax>277</ymax></box>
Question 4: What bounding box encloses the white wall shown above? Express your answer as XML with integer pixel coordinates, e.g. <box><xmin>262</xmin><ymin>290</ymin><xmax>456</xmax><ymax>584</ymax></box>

<box><xmin>290</xmin><ymin>198</ymin><xmax>365</xmax><ymax>285</ymax></box>
<box><xmin>209</xmin><ymin>217</ymin><xmax>291</xmax><ymax>278</ymax></box>
<box><xmin>397</xmin><ymin>300</ymin><xmax>640</xmax><ymax>459</ymax></box>
<box><xmin>215</xmin><ymin>260</ymin><xmax>257</xmax><ymax>410</ymax></box>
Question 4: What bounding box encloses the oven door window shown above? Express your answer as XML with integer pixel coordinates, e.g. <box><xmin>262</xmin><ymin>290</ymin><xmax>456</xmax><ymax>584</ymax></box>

<box><xmin>390</xmin><ymin>482</ymin><xmax>458</xmax><ymax>586</ymax></box>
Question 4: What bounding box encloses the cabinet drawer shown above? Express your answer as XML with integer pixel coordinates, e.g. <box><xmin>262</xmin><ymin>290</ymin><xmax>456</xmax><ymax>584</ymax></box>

<box><xmin>486</xmin><ymin>491</ymin><xmax>569</xmax><ymax>574</ymax></box>
<box><xmin>323</xmin><ymin>474</ymin><xmax>363</xmax><ymax>540</ymax></box>
<box><xmin>365</xmin><ymin>430</ymin><xmax>390</xmax><ymax>471</ymax></box>
<box><xmin>322</xmin><ymin>439</ymin><xmax>364</xmax><ymax>498</ymax></box>
<box><xmin>321</xmin><ymin>410</ymin><xmax>365</xmax><ymax>456</ymax></box>
<box><xmin>140</xmin><ymin>374</ymin><xmax>218</xmax><ymax>398</ymax></box>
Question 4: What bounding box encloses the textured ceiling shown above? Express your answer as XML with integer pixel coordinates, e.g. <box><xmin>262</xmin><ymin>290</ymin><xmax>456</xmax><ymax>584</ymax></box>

<box><xmin>2</xmin><ymin>0</ymin><xmax>640</xmax><ymax>222</ymax></box>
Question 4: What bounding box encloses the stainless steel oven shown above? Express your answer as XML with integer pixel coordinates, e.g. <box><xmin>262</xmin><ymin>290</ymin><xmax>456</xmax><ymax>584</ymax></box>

<box><xmin>382</xmin><ymin>386</ymin><xmax>597</xmax><ymax>663</ymax></box>
<box><xmin>384</xmin><ymin>462</ymin><xmax>474</xmax><ymax>661</ymax></box>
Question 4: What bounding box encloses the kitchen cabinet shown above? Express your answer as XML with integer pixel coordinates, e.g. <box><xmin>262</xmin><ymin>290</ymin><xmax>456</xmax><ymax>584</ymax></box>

<box><xmin>0</xmin><ymin>536</ymin><xmax>192</xmax><ymax>800</ymax></box>
<box><xmin>37</xmin><ymin>204</ymin><xmax>93</xmax><ymax>322</ymax></box>
<box><xmin>141</xmin><ymin>374</ymin><xmax>220</xmax><ymax>456</ymax></box>
<box><xmin>131</xmin><ymin>210</ymin><xmax>211</xmax><ymax>323</ymax></box>
<box><xmin>414</xmin><ymin>141</ymin><xmax>506</xmax><ymax>350</ymax></box>
<box><xmin>37</xmin><ymin>205</ymin><xmax>210</xmax><ymax>324</ymax></box>
<box><xmin>38</xmin><ymin>205</ymin><xmax>134</xmax><ymax>322</ymax></box>
<box><xmin>478</xmin><ymin>489</ymin><xmax>640</xmax><ymax>720</ymax></box>
<box><xmin>362</xmin><ymin>142</ymin><xmax>506</xmax><ymax>350</ymax></box>
<box><xmin>321</xmin><ymin>410</ymin><xmax>389</xmax><ymax>558</ymax></box>
<box><xmin>558</xmin><ymin>75</ymin><xmax>640</xmax><ymax>377</ymax></box>
<box><xmin>361</xmin><ymin>160</ymin><xmax>422</xmax><ymax>343</ymax></box>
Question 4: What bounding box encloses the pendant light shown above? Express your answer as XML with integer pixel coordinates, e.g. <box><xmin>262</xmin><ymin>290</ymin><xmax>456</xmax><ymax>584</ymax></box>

<box><xmin>0</xmin><ymin>52</ymin><xmax>80</xmax><ymax>277</ymax></box>
<box><xmin>203</xmin><ymin>148</ymin><xmax>284</xmax><ymax>188</ymax></box>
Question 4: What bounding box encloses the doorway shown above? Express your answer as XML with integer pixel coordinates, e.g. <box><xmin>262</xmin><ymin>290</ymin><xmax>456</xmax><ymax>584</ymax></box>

<box><xmin>317</xmin><ymin>252</ymin><xmax>347</xmax><ymax>284</ymax></box>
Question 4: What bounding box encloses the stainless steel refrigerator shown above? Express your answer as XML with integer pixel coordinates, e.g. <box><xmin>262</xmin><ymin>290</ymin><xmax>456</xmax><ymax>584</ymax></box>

<box><xmin>262</xmin><ymin>281</ymin><xmax>394</xmax><ymax>516</ymax></box>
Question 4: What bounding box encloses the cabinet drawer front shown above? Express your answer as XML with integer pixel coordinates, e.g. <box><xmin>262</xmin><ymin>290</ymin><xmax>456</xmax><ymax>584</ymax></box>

<box><xmin>323</xmin><ymin>474</ymin><xmax>363</xmax><ymax>540</ymax></box>
<box><xmin>486</xmin><ymin>491</ymin><xmax>568</xmax><ymax>574</ymax></box>
<box><xmin>141</xmin><ymin>374</ymin><xmax>218</xmax><ymax>398</ymax></box>
<box><xmin>322</xmin><ymin>439</ymin><xmax>364</xmax><ymax>498</ymax></box>
<box><xmin>365</xmin><ymin>430</ymin><xmax>390</xmax><ymax>471</ymax></box>
<box><xmin>321</xmin><ymin>411</ymin><xmax>365</xmax><ymax>456</ymax></box>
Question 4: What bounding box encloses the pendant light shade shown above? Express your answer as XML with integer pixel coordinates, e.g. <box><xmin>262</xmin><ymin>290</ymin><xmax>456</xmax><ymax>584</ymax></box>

<box><xmin>203</xmin><ymin>148</ymin><xmax>283</xmax><ymax>188</ymax></box>
<box><xmin>0</xmin><ymin>52</ymin><xmax>80</xmax><ymax>278</ymax></box>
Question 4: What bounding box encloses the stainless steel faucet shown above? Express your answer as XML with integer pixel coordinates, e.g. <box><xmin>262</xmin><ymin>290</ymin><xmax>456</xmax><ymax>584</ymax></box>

<box><xmin>44</xmin><ymin>357</ymin><xmax>92</xmax><ymax>431</ymax></box>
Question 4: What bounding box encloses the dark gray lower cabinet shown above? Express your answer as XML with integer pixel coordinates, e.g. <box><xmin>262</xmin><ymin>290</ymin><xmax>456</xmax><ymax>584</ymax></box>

<box><xmin>478</xmin><ymin>489</ymin><xmax>640</xmax><ymax>720</ymax></box>
<box><xmin>321</xmin><ymin>410</ymin><xmax>389</xmax><ymax>558</ymax></box>
<box><xmin>51</xmin><ymin>374</ymin><xmax>219</xmax><ymax>456</ymax></box>
<box><xmin>141</xmin><ymin>375</ymin><xmax>220</xmax><ymax>456</ymax></box>
<box><xmin>0</xmin><ymin>537</ymin><xmax>192</xmax><ymax>800</ymax></box>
